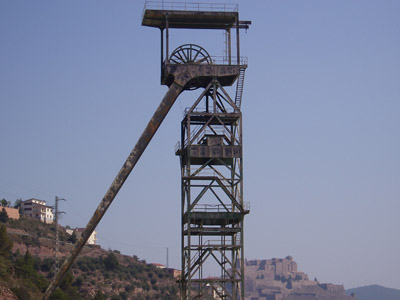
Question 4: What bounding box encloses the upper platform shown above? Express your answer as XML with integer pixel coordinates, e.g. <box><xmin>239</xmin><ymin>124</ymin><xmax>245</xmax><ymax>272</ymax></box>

<box><xmin>162</xmin><ymin>63</ymin><xmax>243</xmax><ymax>88</ymax></box>
<box><xmin>142</xmin><ymin>2</ymin><xmax>250</xmax><ymax>89</ymax></box>
<box><xmin>142</xmin><ymin>2</ymin><xmax>240</xmax><ymax>30</ymax></box>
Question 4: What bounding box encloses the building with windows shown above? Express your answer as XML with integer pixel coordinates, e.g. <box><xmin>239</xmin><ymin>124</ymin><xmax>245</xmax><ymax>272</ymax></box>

<box><xmin>20</xmin><ymin>198</ymin><xmax>54</xmax><ymax>224</ymax></box>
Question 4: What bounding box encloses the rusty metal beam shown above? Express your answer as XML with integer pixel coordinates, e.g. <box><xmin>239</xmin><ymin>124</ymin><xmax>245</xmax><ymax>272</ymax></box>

<box><xmin>42</xmin><ymin>80</ymin><xmax>184</xmax><ymax>300</ymax></box>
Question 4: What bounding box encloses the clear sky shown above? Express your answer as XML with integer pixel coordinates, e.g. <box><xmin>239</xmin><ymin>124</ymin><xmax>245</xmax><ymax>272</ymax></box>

<box><xmin>1</xmin><ymin>0</ymin><xmax>399</xmax><ymax>291</ymax></box>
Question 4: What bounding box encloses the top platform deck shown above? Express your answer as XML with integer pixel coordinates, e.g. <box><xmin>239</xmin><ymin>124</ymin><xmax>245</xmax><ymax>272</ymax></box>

<box><xmin>142</xmin><ymin>2</ymin><xmax>239</xmax><ymax>29</ymax></box>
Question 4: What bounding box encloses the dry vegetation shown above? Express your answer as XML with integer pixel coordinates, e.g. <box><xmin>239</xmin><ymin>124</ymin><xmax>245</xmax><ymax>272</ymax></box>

<box><xmin>1</xmin><ymin>216</ymin><xmax>179</xmax><ymax>300</ymax></box>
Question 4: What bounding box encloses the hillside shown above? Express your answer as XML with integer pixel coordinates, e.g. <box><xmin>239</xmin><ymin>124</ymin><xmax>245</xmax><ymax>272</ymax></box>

<box><xmin>346</xmin><ymin>285</ymin><xmax>400</xmax><ymax>300</ymax></box>
<box><xmin>1</xmin><ymin>217</ymin><xmax>179</xmax><ymax>300</ymax></box>
<box><xmin>4</xmin><ymin>215</ymin><xmax>398</xmax><ymax>300</ymax></box>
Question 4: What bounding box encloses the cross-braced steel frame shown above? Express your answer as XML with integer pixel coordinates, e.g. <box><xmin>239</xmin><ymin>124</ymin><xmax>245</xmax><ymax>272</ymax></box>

<box><xmin>141</xmin><ymin>4</ymin><xmax>251</xmax><ymax>299</ymax></box>
<box><xmin>177</xmin><ymin>79</ymin><xmax>249</xmax><ymax>300</ymax></box>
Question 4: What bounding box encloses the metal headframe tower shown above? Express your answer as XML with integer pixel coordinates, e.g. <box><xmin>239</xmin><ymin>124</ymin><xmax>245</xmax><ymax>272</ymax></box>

<box><xmin>42</xmin><ymin>2</ymin><xmax>250</xmax><ymax>300</ymax></box>
<box><xmin>143</xmin><ymin>2</ymin><xmax>251</xmax><ymax>299</ymax></box>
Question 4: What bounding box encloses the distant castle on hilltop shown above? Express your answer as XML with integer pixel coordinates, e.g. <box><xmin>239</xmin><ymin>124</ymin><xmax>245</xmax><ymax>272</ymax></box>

<box><xmin>244</xmin><ymin>256</ymin><xmax>355</xmax><ymax>300</ymax></box>
<box><xmin>246</xmin><ymin>256</ymin><xmax>308</xmax><ymax>282</ymax></box>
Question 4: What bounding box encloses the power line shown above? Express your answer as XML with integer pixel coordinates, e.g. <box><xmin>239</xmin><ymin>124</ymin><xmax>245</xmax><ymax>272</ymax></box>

<box><xmin>0</xmin><ymin>189</ymin><xmax>21</xmax><ymax>199</ymax></box>
<box><xmin>62</xmin><ymin>199</ymin><xmax>86</xmax><ymax>224</ymax></box>
<box><xmin>0</xmin><ymin>177</ymin><xmax>55</xmax><ymax>199</ymax></box>
<box><xmin>96</xmin><ymin>235</ymin><xmax>167</xmax><ymax>250</ymax></box>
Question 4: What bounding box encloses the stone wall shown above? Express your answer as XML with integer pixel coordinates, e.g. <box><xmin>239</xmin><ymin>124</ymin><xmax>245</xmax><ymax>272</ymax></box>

<box><xmin>2</xmin><ymin>207</ymin><xmax>19</xmax><ymax>220</ymax></box>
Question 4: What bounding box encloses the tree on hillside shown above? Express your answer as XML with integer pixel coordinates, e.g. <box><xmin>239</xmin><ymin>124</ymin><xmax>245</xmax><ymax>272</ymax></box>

<box><xmin>14</xmin><ymin>198</ymin><xmax>22</xmax><ymax>209</ymax></box>
<box><xmin>0</xmin><ymin>208</ymin><xmax>9</xmax><ymax>223</ymax></box>
<box><xmin>14</xmin><ymin>250</ymin><xmax>48</xmax><ymax>293</ymax></box>
<box><xmin>0</xmin><ymin>198</ymin><xmax>10</xmax><ymax>207</ymax></box>
<box><xmin>0</xmin><ymin>223</ymin><xmax>14</xmax><ymax>278</ymax></box>
<box><xmin>0</xmin><ymin>223</ymin><xmax>13</xmax><ymax>257</ymax></box>
<box><xmin>67</xmin><ymin>231</ymin><xmax>77</xmax><ymax>244</ymax></box>
<box><xmin>104</xmin><ymin>252</ymin><xmax>119</xmax><ymax>271</ymax></box>
<box><xmin>57</xmin><ymin>272</ymin><xmax>82</xmax><ymax>300</ymax></box>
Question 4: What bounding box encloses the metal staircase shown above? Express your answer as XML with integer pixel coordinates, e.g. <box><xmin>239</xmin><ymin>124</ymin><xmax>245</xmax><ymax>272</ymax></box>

<box><xmin>235</xmin><ymin>67</ymin><xmax>246</xmax><ymax>109</ymax></box>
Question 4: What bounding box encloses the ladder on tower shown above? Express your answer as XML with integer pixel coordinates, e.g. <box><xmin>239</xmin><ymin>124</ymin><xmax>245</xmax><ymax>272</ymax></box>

<box><xmin>235</xmin><ymin>67</ymin><xmax>246</xmax><ymax>109</ymax></box>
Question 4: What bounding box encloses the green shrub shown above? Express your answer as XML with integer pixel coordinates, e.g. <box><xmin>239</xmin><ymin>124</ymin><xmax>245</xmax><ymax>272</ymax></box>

<box><xmin>15</xmin><ymin>251</ymin><xmax>48</xmax><ymax>291</ymax></box>
<box><xmin>0</xmin><ymin>224</ymin><xmax>13</xmax><ymax>257</ymax></box>
<box><xmin>0</xmin><ymin>208</ymin><xmax>9</xmax><ymax>223</ymax></box>
<box><xmin>125</xmin><ymin>284</ymin><xmax>135</xmax><ymax>293</ymax></box>
<box><xmin>73</xmin><ymin>276</ymin><xmax>83</xmax><ymax>287</ymax></box>
<box><xmin>104</xmin><ymin>252</ymin><xmax>119</xmax><ymax>271</ymax></box>
<box><xmin>169</xmin><ymin>285</ymin><xmax>178</xmax><ymax>295</ymax></box>
<box><xmin>41</xmin><ymin>258</ymin><xmax>54</xmax><ymax>272</ymax></box>
<box><xmin>92</xmin><ymin>290</ymin><xmax>106</xmax><ymax>300</ymax></box>
<box><xmin>49</xmin><ymin>288</ymin><xmax>68</xmax><ymax>300</ymax></box>
<box><xmin>11</xmin><ymin>286</ymin><xmax>31</xmax><ymax>300</ymax></box>
<box><xmin>0</xmin><ymin>256</ymin><xmax>9</xmax><ymax>278</ymax></box>
<box><xmin>119</xmin><ymin>291</ymin><xmax>128</xmax><ymax>300</ymax></box>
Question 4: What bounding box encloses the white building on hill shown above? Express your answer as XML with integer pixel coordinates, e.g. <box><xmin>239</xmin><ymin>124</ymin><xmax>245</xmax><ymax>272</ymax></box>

<box><xmin>66</xmin><ymin>228</ymin><xmax>97</xmax><ymax>245</ymax></box>
<box><xmin>20</xmin><ymin>198</ymin><xmax>54</xmax><ymax>224</ymax></box>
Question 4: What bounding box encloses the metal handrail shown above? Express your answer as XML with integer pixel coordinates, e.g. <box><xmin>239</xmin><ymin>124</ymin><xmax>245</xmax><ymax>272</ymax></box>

<box><xmin>183</xmin><ymin>124</ymin><xmax>202</xmax><ymax>147</ymax></box>
<box><xmin>192</xmin><ymin>202</ymin><xmax>250</xmax><ymax>212</ymax></box>
<box><xmin>143</xmin><ymin>1</ymin><xmax>238</xmax><ymax>14</ymax></box>
<box><xmin>182</xmin><ymin>165</ymin><xmax>231</xmax><ymax>177</ymax></box>
<box><xmin>183</xmin><ymin>126</ymin><xmax>237</xmax><ymax>148</ymax></box>
<box><xmin>211</xmin><ymin>56</ymin><xmax>248</xmax><ymax>66</ymax></box>
<box><xmin>165</xmin><ymin>56</ymin><xmax>248</xmax><ymax>66</ymax></box>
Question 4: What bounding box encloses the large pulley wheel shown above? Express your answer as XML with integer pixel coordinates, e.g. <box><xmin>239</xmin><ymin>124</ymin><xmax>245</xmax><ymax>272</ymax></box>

<box><xmin>169</xmin><ymin>44</ymin><xmax>212</xmax><ymax>65</ymax></box>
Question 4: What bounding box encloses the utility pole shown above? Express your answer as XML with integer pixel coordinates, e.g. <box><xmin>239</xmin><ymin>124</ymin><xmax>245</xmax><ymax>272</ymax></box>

<box><xmin>54</xmin><ymin>196</ymin><xmax>66</xmax><ymax>277</ymax></box>
<box><xmin>166</xmin><ymin>247</ymin><xmax>169</xmax><ymax>268</ymax></box>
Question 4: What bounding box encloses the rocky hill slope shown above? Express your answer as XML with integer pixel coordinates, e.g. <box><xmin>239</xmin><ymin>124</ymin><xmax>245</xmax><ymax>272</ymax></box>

<box><xmin>3</xmin><ymin>215</ymin><xmax>386</xmax><ymax>300</ymax></box>
<box><xmin>1</xmin><ymin>217</ymin><xmax>179</xmax><ymax>300</ymax></box>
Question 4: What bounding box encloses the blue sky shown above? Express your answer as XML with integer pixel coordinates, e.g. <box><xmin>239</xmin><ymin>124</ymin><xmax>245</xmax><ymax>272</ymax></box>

<box><xmin>1</xmin><ymin>0</ymin><xmax>399</xmax><ymax>290</ymax></box>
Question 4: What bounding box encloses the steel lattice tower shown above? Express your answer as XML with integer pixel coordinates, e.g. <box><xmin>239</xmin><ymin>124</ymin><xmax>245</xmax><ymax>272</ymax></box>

<box><xmin>142</xmin><ymin>2</ymin><xmax>250</xmax><ymax>299</ymax></box>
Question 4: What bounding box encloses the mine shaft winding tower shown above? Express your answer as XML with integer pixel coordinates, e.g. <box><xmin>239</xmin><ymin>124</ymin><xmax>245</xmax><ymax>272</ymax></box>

<box><xmin>142</xmin><ymin>2</ymin><xmax>250</xmax><ymax>299</ymax></box>
<box><xmin>41</xmin><ymin>2</ymin><xmax>250</xmax><ymax>300</ymax></box>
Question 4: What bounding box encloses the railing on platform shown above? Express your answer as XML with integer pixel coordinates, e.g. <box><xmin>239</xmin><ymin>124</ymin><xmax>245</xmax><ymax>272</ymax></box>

<box><xmin>180</xmin><ymin>124</ymin><xmax>238</xmax><ymax>148</ymax></box>
<box><xmin>192</xmin><ymin>203</ymin><xmax>250</xmax><ymax>212</ymax></box>
<box><xmin>143</xmin><ymin>1</ymin><xmax>238</xmax><ymax>14</ymax></box>
<box><xmin>211</xmin><ymin>56</ymin><xmax>248</xmax><ymax>66</ymax></box>
<box><xmin>164</xmin><ymin>56</ymin><xmax>248</xmax><ymax>67</ymax></box>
